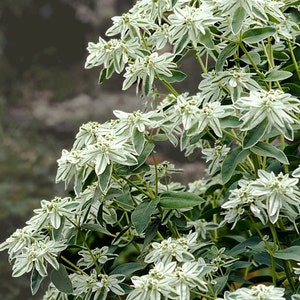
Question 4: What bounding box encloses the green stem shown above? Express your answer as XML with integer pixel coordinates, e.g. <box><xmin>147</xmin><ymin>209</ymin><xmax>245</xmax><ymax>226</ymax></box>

<box><xmin>288</xmin><ymin>41</ymin><xmax>300</xmax><ymax>80</ymax></box>
<box><xmin>249</xmin><ymin>214</ymin><xmax>277</xmax><ymax>285</ymax></box>
<box><xmin>269</xmin><ymin>222</ymin><xmax>295</xmax><ymax>291</ymax></box>
<box><xmin>195</xmin><ymin>50</ymin><xmax>207</xmax><ymax>73</ymax></box>
<box><xmin>61</xmin><ymin>255</ymin><xmax>86</xmax><ymax>275</ymax></box>
<box><xmin>239</xmin><ymin>42</ymin><xmax>269</xmax><ymax>89</ymax></box>
<box><xmin>151</xmin><ymin>152</ymin><xmax>159</xmax><ymax>197</ymax></box>
<box><xmin>162</xmin><ymin>80</ymin><xmax>179</xmax><ymax>96</ymax></box>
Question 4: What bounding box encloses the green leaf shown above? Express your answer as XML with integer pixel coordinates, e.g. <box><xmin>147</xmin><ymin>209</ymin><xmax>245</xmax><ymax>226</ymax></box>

<box><xmin>143</xmin><ymin>75</ymin><xmax>151</xmax><ymax>96</ymax></box>
<box><xmin>221</xmin><ymin>147</ymin><xmax>250</xmax><ymax>184</ymax></box>
<box><xmin>132</xmin><ymin>128</ymin><xmax>146</xmax><ymax>155</ymax></box>
<box><xmin>251</xmin><ymin>142</ymin><xmax>289</xmax><ymax>165</ymax></box>
<box><xmin>99</xmin><ymin>163</ymin><xmax>112</xmax><ymax>192</ymax></box>
<box><xmin>131</xmin><ymin>198</ymin><xmax>160</xmax><ymax>234</ymax></box>
<box><xmin>220</xmin><ymin>116</ymin><xmax>242</xmax><ymax>128</ymax></box>
<box><xmin>242</xmin><ymin>118</ymin><xmax>269</xmax><ymax>149</ymax></box>
<box><xmin>216</xmin><ymin>42</ymin><xmax>238</xmax><ymax>72</ymax></box>
<box><xmin>282</xmin><ymin>83</ymin><xmax>300</xmax><ymax>97</ymax></box>
<box><xmin>159</xmin><ymin>69</ymin><xmax>187</xmax><ymax>83</ymax></box>
<box><xmin>132</xmin><ymin>142</ymin><xmax>154</xmax><ymax>171</ymax></box>
<box><xmin>31</xmin><ymin>269</ymin><xmax>44</xmax><ymax>295</ymax></box>
<box><xmin>50</xmin><ymin>264</ymin><xmax>73</xmax><ymax>294</ymax></box>
<box><xmin>174</xmin><ymin>34</ymin><xmax>189</xmax><ymax>53</ymax></box>
<box><xmin>199</xmin><ymin>28</ymin><xmax>214</xmax><ymax>50</ymax></box>
<box><xmin>159</xmin><ymin>191</ymin><xmax>205</xmax><ymax>209</ymax></box>
<box><xmin>242</xmin><ymin>27</ymin><xmax>276</xmax><ymax>44</ymax></box>
<box><xmin>213</xmin><ymin>275</ymin><xmax>229</xmax><ymax>295</ymax></box>
<box><xmin>240</xmin><ymin>51</ymin><xmax>261</xmax><ymax>65</ymax></box>
<box><xmin>228</xmin><ymin>236</ymin><xmax>261</xmax><ymax>256</ymax></box>
<box><xmin>81</xmin><ymin>223</ymin><xmax>114</xmax><ymax>236</ymax></box>
<box><xmin>231</xmin><ymin>6</ymin><xmax>246</xmax><ymax>35</ymax></box>
<box><xmin>274</xmin><ymin>246</ymin><xmax>300</xmax><ymax>261</ymax></box>
<box><xmin>144</xmin><ymin>219</ymin><xmax>160</xmax><ymax>247</ymax></box>
<box><xmin>265</xmin><ymin>70</ymin><xmax>293</xmax><ymax>81</ymax></box>
<box><xmin>98</xmin><ymin>68</ymin><xmax>107</xmax><ymax>84</ymax></box>
<box><xmin>273</xmin><ymin>50</ymin><xmax>290</xmax><ymax>61</ymax></box>
<box><xmin>110</xmin><ymin>263</ymin><xmax>146</xmax><ymax>278</ymax></box>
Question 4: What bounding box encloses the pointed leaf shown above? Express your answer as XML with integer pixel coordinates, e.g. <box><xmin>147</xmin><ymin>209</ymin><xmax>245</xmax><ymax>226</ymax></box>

<box><xmin>231</xmin><ymin>6</ymin><xmax>246</xmax><ymax>35</ymax></box>
<box><xmin>159</xmin><ymin>70</ymin><xmax>187</xmax><ymax>83</ymax></box>
<box><xmin>216</xmin><ymin>42</ymin><xmax>238</xmax><ymax>72</ymax></box>
<box><xmin>159</xmin><ymin>191</ymin><xmax>205</xmax><ymax>209</ymax></box>
<box><xmin>99</xmin><ymin>164</ymin><xmax>112</xmax><ymax>192</ymax></box>
<box><xmin>199</xmin><ymin>29</ymin><xmax>214</xmax><ymax>49</ymax></box>
<box><xmin>132</xmin><ymin>128</ymin><xmax>146</xmax><ymax>155</ymax></box>
<box><xmin>98</xmin><ymin>68</ymin><xmax>107</xmax><ymax>84</ymax></box>
<box><xmin>242</xmin><ymin>118</ymin><xmax>269</xmax><ymax>149</ymax></box>
<box><xmin>265</xmin><ymin>70</ymin><xmax>293</xmax><ymax>82</ymax></box>
<box><xmin>81</xmin><ymin>223</ymin><xmax>114</xmax><ymax>236</ymax></box>
<box><xmin>274</xmin><ymin>246</ymin><xmax>300</xmax><ymax>261</ymax></box>
<box><xmin>242</xmin><ymin>27</ymin><xmax>276</xmax><ymax>44</ymax></box>
<box><xmin>50</xmin><ymin>264</ymin><xmax>73</xmax><ymax>294</ymax></box>
<box><xmin>110</xmin><ymin>263</ymin><xmax>146</xmax><ymax>278</ymax></box>
<box><xmin>251</xmin><ymin>142</ymin><xmax>289</xmax><ymax>165</ymax></box>
<box><xmin>31</xmin><ymin>269</ymin><xmax>44</xmax><ymax>295</ymax></box>
<box><xmin>131</xmin><ymin>198</ymin><xmax>160</xmax><ymax>234</ymax></box>
<box><xmin>221</xmin><ymin>146</ymin><xmax>250</xmax><ymax>184</ymax></box>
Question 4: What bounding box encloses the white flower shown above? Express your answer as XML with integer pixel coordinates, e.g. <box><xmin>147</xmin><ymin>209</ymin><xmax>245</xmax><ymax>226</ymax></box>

<box><xmin>168</xmin><ymin>5</ymin><xmax>220</xmax><ymax>52</ymax></box>
<box><xmin>174</xmin><ymin>259</ymin><xmax>210</xmax><ymax>299</ymax></box>
<box><xmin>235</xmin><ymin>89</ymin><xmax>300</xmax><ymax>140</ymax></box>
<box><xmin>12</xmin><ymin>238</ymin><xmax>66</xmax><ymax>277</ymax></box>
<box><xmin>80</xmin><ymin>136</ymin><xmax>138</xmax><ymax>175</ymax></box>
<box><xmin>56</xmin><ymin>149</ymin><xmax>82</xmax><ymax>187</ymax></box>
<box><xmin>105</xmin><ymin>11</ymin><xmax>154</xmax><ymax>39</ymax></box>
<box><xmin>0</xmin><ymin>226</ymin><xmax>39</xmax><ymax>258</ymax></box>
<box><xmin>222</xmin><ymin>284</ymin><xmax>285</xmax><ymax>300</ymax></box>
<box><xmin>197</xmin><ymin>101</ymin><xmax>234</xmax><ymax>138</ymax></box>
<box><xmin>85</xmin><ymin>37</ymin><xmax>139</xmax><ymax>73</ymax></box>
<box><xmin>27</xmin><ymin>196</ymin><xmax>78</xmax><ymax>230</ymax></box>
<box><xmin>127</xmin><ymin>262</ymin><xmax>178</xmax><ymax>300</ymax></box>
<box><xmin>77</xmin><ymin>246</ymin><xmax>117</xmax><ymax>269</ymax></box>
<box><xmin>145</xmin><ymin>237</ymin><xmax>195</xmax><ymax>264</ymax></box>
<box><xmin>187</xmin><ymin>219</ymin><xmax>219</xmax><ymax>240</ymax></box>
<box><xmin>215</xmin><ymin>0</ymin><xmax>268</xmax><ymax>21</ymax></box>
<box><xmin>221</xmin><ymin>179</ymin><xmax>267</xmax><ymax>228</ymax></box>
<box><xmin>250</xmin><ymin>170</ymin><xmax>300</xmax><ymax>224</ymax></box>
<box><xmin>72</xmin><ymin>269</ymin><xmax>125</xmax><ymax>299</ymax></box>
<box><xmin>202</xmin><ymin>142</ymin><xmax>230</xmax><ymax>175</ymax></box>
<box><xmin>122</xmin><ymin>52</ymin><xmax>177</xmax><ymax>95</ymax></box>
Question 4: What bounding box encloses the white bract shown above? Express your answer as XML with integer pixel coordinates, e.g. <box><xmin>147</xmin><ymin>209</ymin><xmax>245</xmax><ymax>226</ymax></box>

<box><xmin>235</xmin><ymin>89</ymin><xmax>300</xmax><ymax>140</ymax></box>
<box><xmin>2</xmin><ymin>0</ymin><xmax>300</xmax><ymax>299</ymax></box>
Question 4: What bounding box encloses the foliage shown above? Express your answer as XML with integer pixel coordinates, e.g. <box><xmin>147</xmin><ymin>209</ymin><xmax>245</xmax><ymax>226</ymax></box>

<box><xmin>2</xmin><ymin>0</ymin><xmax>300</xmax><ymax>299</ymax></box>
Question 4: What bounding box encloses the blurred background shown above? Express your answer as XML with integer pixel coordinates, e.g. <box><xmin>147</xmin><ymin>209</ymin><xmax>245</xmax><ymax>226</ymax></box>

<box><xmin>0</xmin><ymin>1</ymin><xmax>204</xmax><ymax>299</ymax></box>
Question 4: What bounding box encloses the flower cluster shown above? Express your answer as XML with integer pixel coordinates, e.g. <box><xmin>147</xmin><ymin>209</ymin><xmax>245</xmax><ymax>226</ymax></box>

<box><xmin>128</xmin><ymin>232</ymin><xmax>214</xmax><ymax>300</ymax></box>
<box><xmin>2</xmin><ymin>0</ymin><xmax>300</xmax><ymax>299</ymax></box>
<box><xmin>222</xmin><ymin>170</ymin><xmax>300</xmax><ymax>227</ymax></box>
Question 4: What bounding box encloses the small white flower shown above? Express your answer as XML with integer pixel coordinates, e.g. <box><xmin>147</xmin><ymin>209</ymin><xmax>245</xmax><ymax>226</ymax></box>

<box><xmin>222</xmin><ymin>284</ymin><xmax>285</xmax><ymax>300</ymax></box>
<box><xmin>72</xmin><ymin>269</ymin><xmax>125</xmax><ymax>299</ymax></box>
<box><xmin>127</xmin><ymin>262</ymin><xmax>178</xmax><ymax>300</ymax></box>
<box><xmin>12</xmin><ymin>238</ymin><xmax>66</xmax><ymax>277</ymax></box>
<box><xmin>168</xmin><ymin>5</ymin><xmax>221</xmax><ymax>52</ymax></box>
<box><xmin>122</xmin><ymin>52</ymin><xmax>177</xmax><ymax>95</ymax></box>
<box><xmin>202</xmin><ymin>142</ymin><xmax>230</xmax><ymax>175</ymax></box>
<box><xmin>27</xmin><ymin>196</ymin><xmax>77</xmax><ymax>230</ymax></box>
<box><xmin>250</xmin><ymin>170</ymin><xmax>300</xmax><ymax>224</ymax></box>
<box><xmin>174</xmin><ymin>259</ymin><xmax>210</xmax><ymax>299</ymax></box>
<box><xmin>235</xmin><ymin>89</ymin><xmax>300</xmax><ymax>140</ymax></box>
<box><xmin>77</xmin><ymin>246</ymin><xmax>117</xmax><ymax>269</ymax></box>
